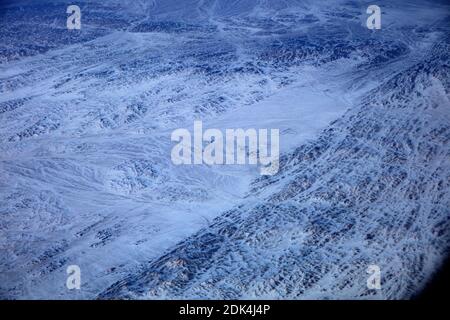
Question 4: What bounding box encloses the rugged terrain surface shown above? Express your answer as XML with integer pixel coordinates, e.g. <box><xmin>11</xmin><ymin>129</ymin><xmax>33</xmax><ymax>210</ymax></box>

<box><xmin>0</xmin><ymin>0</ymin><xmax>449</xmax><ymax>299</ymax></box>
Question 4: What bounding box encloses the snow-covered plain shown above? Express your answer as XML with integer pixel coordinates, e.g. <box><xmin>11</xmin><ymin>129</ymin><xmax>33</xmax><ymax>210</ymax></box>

<box><xmin>0</xmin><ymin>0</ymin><xmax>449</xmax><ymax>299</ymax></box>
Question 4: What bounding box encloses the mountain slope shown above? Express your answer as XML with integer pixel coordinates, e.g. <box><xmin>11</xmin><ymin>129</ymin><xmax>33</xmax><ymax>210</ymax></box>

<box><xmin>0</xmin><ymin>0</ymin><xmax>449</xmax><ymax>299</ymax></box>
<box><xmin>99</xmin><ymin>37</ymin><xmax>450</xmax><ymax>299</ymax></box>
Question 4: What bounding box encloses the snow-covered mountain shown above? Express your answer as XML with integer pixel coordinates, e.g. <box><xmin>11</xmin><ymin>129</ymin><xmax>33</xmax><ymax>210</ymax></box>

<box><xmin>0</xmin><ymin>0</ymin><xmax>449</xmax><ymax>299</ymax></box>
